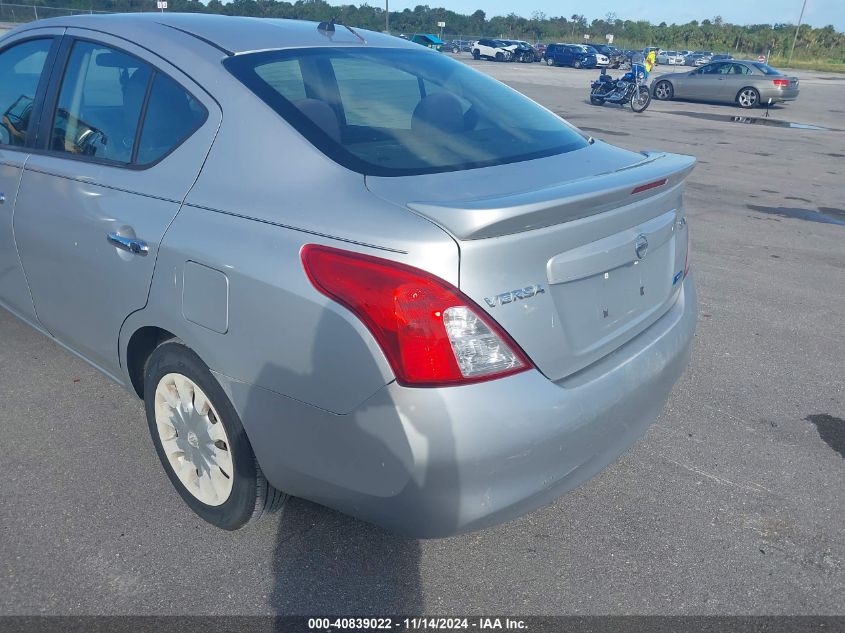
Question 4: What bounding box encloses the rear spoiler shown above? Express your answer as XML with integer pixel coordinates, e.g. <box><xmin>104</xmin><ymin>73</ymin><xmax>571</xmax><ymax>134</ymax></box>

<box><xmin>407</xmin><ymin>152</ymin><xmax>696</xmax><ymax>240</ymax></box>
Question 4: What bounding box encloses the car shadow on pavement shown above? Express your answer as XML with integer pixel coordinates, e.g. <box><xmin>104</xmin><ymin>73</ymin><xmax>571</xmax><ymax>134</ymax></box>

<box><xmin>269</xmin><ymin>498</ymin><xmax>423</xmax><ymax>613</ymax></box>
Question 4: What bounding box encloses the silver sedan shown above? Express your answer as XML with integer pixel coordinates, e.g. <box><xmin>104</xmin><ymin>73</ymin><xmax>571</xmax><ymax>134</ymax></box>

<box><xmin>652</xmin><ymin>60</ymin><xmax>800</xmax><ymax>108</ymax></box>
<box><xmin>0</xmin><ymin>14</ymin><xmax>696</xmax><ymax>536</ymax></box>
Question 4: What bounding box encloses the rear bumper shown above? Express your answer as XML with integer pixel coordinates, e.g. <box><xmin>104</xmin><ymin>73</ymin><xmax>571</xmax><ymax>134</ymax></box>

<box><xmin>768</xmin><ymin>88</ymin><xmax>799</xmax><ymax>102</ymax></box>
<box><xmin>218</xmin><ymin>276</ymin><xmax>697</xmax><ymax>538</ymax></box>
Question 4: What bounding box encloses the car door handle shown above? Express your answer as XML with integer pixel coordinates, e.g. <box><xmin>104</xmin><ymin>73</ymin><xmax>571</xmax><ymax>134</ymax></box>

<box><xmin>107</xmin><ymin>232</ymin><xmax>149</xmax><ymax>256</ymax></box>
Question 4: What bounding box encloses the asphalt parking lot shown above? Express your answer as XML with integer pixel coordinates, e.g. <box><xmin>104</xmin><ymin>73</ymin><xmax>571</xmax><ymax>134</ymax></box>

<box><xmin>1</xmin><ymin>57</ymin><xmax>843</xmax><ymax>616</ymax></box>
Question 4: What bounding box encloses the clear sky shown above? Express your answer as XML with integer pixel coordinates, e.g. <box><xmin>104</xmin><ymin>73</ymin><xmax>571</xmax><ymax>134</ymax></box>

<box><xmin>371</xmin><ymin>0</ymin><xmax>845</xmax><ymax>31</ymax></box>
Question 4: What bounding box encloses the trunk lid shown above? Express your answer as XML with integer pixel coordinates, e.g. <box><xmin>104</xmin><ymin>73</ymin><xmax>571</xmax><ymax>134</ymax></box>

<box><xmin>366</xmin><ymin>143</ymin><xmax>695</xmax><ymax>381</ymax></box>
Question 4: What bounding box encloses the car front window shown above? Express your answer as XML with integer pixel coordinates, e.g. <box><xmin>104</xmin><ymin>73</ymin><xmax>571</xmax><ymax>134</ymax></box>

<box><xmin>225</xmin><ymin>48</ymin><xmax>588</xmax><ymax>177</ymax></box>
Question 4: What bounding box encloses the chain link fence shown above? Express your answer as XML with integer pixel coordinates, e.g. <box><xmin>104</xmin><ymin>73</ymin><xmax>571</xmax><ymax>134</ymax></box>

<box><xmin>0</xmin><ymin>3</ymin><xmax>111</xmax><ymax>24</ymax></box>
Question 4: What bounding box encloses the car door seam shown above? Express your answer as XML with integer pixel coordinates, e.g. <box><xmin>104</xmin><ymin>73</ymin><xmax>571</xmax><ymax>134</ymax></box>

<box><xmin>116</xmin><ymin>102</ymin><xmax>225</xmax><ymax>373</ymax></box>
<box><xmin>9</xmin><ymin>153</ymin><xmax>42</xmax><ymax>326</ymax></box>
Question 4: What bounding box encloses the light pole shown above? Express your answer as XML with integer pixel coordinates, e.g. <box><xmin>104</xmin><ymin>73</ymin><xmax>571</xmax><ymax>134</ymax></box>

<box><xmin>788</xmin><ymin>0</ymin><xmax>808</xmax><ymax>66</ymax></box>
<box><xmin>385</xmin><ymin>0</ymin><xmax>389</xmax><ymax>33</ymax></box>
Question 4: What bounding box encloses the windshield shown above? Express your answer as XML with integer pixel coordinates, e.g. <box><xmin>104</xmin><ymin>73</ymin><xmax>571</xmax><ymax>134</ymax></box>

<box><xmin>225</xmin><ymin>47</ymin><xmax>588</xmax><ymax>177</ymax></box>
<box><xmin>752</xmin><ymin>63</ymin><xmax>784</xmax><ymax>75</ymax></box>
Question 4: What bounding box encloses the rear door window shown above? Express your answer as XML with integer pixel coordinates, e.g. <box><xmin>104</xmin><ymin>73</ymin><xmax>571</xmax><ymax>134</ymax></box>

<box><xmin>47</xmin><ymin>39</ymin><xmax>207</xmax><ymax>167</ymax></box>
<box><xmin>0</xmin><ymin>38</ymin><xmax>54</xmax><ymax>148</ymax></box>
<box><xmin>135</xmin><ymin>73</ymin><xmax>207</xmax><ymax>165</ymax></box>
<box><xmin>50</xmin><ymin>41</ymin><xmax>151</xmax><ymax>163</ymax></box>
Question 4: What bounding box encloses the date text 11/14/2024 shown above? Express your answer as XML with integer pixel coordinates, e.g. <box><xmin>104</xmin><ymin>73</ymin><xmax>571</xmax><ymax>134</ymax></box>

<box><xmin>308</xmin><ymin>617</ymin><xmax>528</xmax><ymax>630</ymax></box>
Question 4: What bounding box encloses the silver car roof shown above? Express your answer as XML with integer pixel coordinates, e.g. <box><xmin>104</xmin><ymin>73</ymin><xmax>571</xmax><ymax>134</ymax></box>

<box><xmin>14</xmin><ymin>13</ymin><xmax>416</xmax><ymax>55</ymax></box>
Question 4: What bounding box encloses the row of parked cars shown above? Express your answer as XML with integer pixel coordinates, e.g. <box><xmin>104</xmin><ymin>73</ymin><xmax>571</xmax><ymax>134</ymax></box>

<box><xmin>453</xmin><ymin>38</ymin><xmax>628</xmax><ymax>68</ymax></box>
<box><xmin>655</xmin><ymin>49</ymin><xmax>736</xmax><ymax>67</ymax></box>
<box><xmin>444</xmin><ymin>40</ymin><xmax>741</xmax><ymax>73</ymax></box>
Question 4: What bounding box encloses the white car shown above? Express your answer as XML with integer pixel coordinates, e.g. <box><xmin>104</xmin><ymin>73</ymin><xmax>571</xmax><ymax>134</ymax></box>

<box><xmin>657</xmin><ymin>50</ymin><xmax>685</xmax><ymax>65</ymax></box>
<box><xmin>471</xmin><ymin>38</ymin><xmax>515</xmax><ymax>62</ymax></box>
<box><xmin>581</xmin><ymin>45</ymin><xmax>609</xmax><ymax>66</ymax></box>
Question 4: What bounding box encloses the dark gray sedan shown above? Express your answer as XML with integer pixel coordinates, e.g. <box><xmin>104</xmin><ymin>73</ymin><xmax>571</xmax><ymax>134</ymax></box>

<box><xmin>652</xmin><ymin>60</ymin><xmax>799</xmax><ymax>108</ymax></box>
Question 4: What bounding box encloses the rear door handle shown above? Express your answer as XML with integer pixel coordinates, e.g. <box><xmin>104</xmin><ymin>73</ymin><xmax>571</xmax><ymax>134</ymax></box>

<box><xmin>107</xmin><ymin>232</ymin><xmax>149</xmax><ymax>256</ymax></box>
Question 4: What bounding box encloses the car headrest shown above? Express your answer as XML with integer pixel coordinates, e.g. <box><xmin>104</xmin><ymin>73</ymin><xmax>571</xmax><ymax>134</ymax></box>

<box><xmin>411</xmin><ymin>92</ymin><xmax>464</xmax><ymax>134</ymax></box>
<box><xmin>293</xmin><ymin>98</ymin><xmax>341</xmax><ymax>144</ymax></box>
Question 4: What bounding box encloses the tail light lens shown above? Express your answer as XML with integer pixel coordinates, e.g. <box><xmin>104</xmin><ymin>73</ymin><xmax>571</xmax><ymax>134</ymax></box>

<box><xmin>301</xmin><ymin>244</ymin><xmax>532</xmax><ymax>387</ymax></box>
<box><xmin>773</xmin><ymin>79</ymin><xmax>790</xmax><ymax>87</ymax></box>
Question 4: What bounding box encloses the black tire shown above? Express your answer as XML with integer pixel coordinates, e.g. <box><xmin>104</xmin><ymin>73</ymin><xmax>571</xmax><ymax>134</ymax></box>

<box><xmin>590</xmin><ymin>96</ymin><xmax>605</xmax><ymax>105</ymax></box>
<box><xmin>495</xmin><ymin>52</ymin><xmax>504</xmax><ymax>62</ymax></box>
<box><xmin>653</xmin><ymin>80</ymin><xmax>674</xmax><ymax>101</ymax></box>
<box><xmin>574</xmin><ymin>60</ymin><xmax>582</xmax><ymax>69</ymax></box>
<box><xmin>545</xmin><ymin>57</ymin><xmax>555</xmax><ymax>66</ymax></box>
<box><xmin>143</xmin><ymin>339</ymin><xmax>286</xmax><ymax>530</ymax></box>
<box><xmin>737</xmin><ymin>86</ymin><xmax>760</xmax><ymax>109</ymax></box>
<box><xmin>472</xmin><ymin>49</ymin><xmax>480</xmax><ymax>60</ymax></box>
<box><xmin>630</xmin><ymin>85</ymin><xmax>652</xmax><ymax>113</ymax></box>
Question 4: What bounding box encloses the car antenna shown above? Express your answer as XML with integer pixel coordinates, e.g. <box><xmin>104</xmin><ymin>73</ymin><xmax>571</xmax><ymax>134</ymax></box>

<box><xmin>317</xmin><ymin>18</ymin><xmax>366</xmax><ymax>44</ymax></box>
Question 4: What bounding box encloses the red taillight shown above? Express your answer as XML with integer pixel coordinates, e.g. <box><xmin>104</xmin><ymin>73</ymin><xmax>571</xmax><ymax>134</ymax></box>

<box><xmin>301</xmin><ymin>244</ymin><xmax>532</xmax><ymax>387</ymax></box>
<box><xmin>773</xmin><ymin>79</ymin><xmax>790</xmax><ymax>87</ymax></box>
<box><xmin>631</xmin><ymin>178</ymin><xmax>667</xmax><ymax>195</ymax></box>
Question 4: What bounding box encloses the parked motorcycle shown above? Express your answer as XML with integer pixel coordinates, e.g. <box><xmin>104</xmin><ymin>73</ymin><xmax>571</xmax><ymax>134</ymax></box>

<box><xmin>589</xmin><ymin>66</ymin><xmax>651</xmax><ymax>112</ymax></box>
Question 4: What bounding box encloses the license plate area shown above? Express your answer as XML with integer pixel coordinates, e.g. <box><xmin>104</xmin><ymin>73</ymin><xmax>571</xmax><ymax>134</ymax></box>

<box><xmin>547</xmin><ymin>209</ymin><xmax>678</xmax><ymax>357</ymax></box>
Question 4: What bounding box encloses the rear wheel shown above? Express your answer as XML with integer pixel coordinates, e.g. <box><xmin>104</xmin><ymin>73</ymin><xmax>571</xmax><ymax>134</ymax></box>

<box><xmin>737</xmin><ymin>87</ymin><xmax>760</xmax><ymax>109</ymax></box>
<box><xmin>653</xmin><ymin>80</ymin><xmax>674</xmax><ymax>101</ymax></box>
<box><xmin>590</xmin><ymin>96</ymin><xmax>605</xmax><ymax>106</ymax></box>
<box><xmin>545</xmin><ymin>57</ymin><xmax>555</xmax><ymax>66</ymax></box>
<box><xmin>472</xmin><ymin>49</ymin><xmax>480</xmax><ymax>60</ymax></box>
<box><xmin>495</xmin><ymin>52</ymin><xmax>504</xmax><ymax>62</ymax></box>
<box><xmin>144</xmin><ymin>340</ymin><xmax>286</xmax><ymax>530</ymax></box>
<box><xmin>574</xmin><ymin>60</ymin><xmax>582</xmax><ymax>69</ymax></box>
<box><xmin>452</xmin><ymin>46</ymin><xmax>459</xmax><ymax>54</ymax></box>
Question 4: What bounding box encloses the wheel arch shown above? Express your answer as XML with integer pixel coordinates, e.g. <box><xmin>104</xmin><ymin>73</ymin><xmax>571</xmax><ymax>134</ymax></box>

<box><xmin>125</xmin><ymin>325</ymin><xmax>179</xmax><ymax>398</ymax></box>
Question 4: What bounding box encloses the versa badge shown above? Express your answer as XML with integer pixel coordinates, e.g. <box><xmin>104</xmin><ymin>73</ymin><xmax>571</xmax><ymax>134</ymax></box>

<box><xmin>484</xmin><ymin>284</ymin><xmax>546</xmax><ymax>308</ymax></box>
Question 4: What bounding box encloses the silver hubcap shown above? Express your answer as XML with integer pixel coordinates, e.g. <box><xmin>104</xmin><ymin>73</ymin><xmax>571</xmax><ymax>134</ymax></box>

<box><xmin>656</xmin><ymin>83</ymin><xmax>670</xmax><ymax>99</ymax></box>
<box><xmin>740</xmin><ymin>89</ymin><xmax>757</xmax><ymax>106</ymax></box>
<box><xmin>154</xmin><ymin>373</ymin><xmax>234</xmax><ymax>506</ymax></box>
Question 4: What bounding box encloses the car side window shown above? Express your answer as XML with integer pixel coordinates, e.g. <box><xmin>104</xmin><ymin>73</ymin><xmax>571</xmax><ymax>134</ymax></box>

<box><xmin>0</xmin><ymin>38</ymin><xmax>53</xmax><ymax>148</ymax></box>
<box><xmin>135</xmin><ymin>73</ymin><xmax>207</xmax><ymax>165</ymax></box>
<box><xmin>731</xmin><ymin>64</ymin><xmax>751</xmax><ymax>75</ymax></box>
<box><xmin>51</xmin><ymin>41</ymin><xmax>151</xmax><ymax>163</ymax></box>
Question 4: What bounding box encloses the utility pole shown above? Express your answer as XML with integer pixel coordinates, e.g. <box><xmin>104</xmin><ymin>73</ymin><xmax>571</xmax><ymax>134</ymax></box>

<box><xmin>788</xmin><ymin>0</ymin><xmax>808</xmax><ymax>66</ymax></box>
<box><xmin>385</xmin><ymin>0</ymin><xmax>389</xmax><ymax>33</ymax></box>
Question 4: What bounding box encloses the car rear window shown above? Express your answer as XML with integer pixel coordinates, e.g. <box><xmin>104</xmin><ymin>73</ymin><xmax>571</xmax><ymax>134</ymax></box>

<box><xmin>224</xmin><ymin>47</ymin><xmax>588</xmax><ymax>177</ymax></box>
<box><xmin>752</xmin><ymin>63</ymin><xmax>784</xmax><ymax>75</ymax></box>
